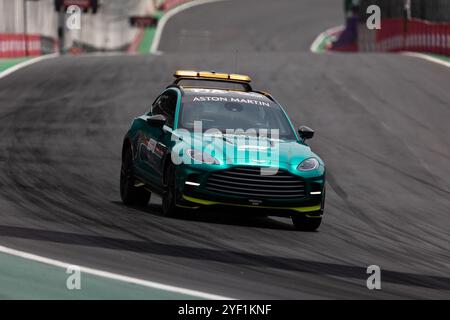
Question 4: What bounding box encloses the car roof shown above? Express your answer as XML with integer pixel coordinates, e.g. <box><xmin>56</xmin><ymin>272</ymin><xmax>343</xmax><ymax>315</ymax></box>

<box><xmin>167</xmin><ymin>70</ymin><xmax>275</xmax><ymax>103</ymax></box>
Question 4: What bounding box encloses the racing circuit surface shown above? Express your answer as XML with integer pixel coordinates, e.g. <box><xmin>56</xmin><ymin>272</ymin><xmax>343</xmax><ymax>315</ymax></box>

<box><xmin>0</xmin><ymin>0</ymin><xmax>449</xmax><ymax>299</ymax></box>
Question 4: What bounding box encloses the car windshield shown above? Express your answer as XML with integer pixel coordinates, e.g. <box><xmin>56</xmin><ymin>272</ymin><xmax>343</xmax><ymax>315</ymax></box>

<box><xmin>178</xmin><ymin>89</ymin><xmax>297</xmax><ymax>140</ymax></box>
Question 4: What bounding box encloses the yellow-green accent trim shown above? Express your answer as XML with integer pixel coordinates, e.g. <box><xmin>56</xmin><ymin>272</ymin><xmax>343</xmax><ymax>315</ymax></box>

<box><xmin>182</xmin><ymin>195</ymin><xmax>218</xmax><ymax>206</ymax></box>
<box><xmin>293</xmin><ymin>205</ymin><xmax>322</xmax><ymax>213</ymax></box>
<box><xmin>182</xmin><ymin>195</ymin><xmax>321</xmax><ymax>213</ymax></box>
<box><xmin>176</xmin><ymin>204</ymin><xmax>200</xmax><ymax>210</ymax></box>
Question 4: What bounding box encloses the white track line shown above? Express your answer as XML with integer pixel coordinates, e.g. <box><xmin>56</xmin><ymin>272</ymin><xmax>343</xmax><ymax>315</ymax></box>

<box><xmin>310</xmin><ymin>31</ymin><xmax>327</xmax><ymax>53</ymax></box>
<box><xmin>151</xmin><ymin>0</ymin><xmax>226</xmax><ymax>54</ymax></box>
<box><xmin>0</xmin><ymin>245</ymin><xmax>232</xmax><ymax>300</ymax></box>
<box><xmin>0</xmin><ymin>53</ymin><xmax>58</xmax><ymax>80</ymax></box>
<box><xmin>402</xmin><ymin>52</ymin><xmax>450</xmax><ymax>69</ymax></box>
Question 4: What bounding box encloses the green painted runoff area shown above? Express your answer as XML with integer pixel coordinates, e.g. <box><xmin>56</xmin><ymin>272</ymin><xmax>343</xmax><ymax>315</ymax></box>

<box><xmin>0</xmin><ymin>57</ymin><xmax>31</xmax><ymax>73</ymax></box>
<box><xmin>0</xmin><ymin>252</ymin><xmax>201</xmax><ymax>299</ymax></box>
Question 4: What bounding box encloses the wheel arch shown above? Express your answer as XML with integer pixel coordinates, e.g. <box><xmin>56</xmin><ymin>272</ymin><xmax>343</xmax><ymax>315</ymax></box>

<box><xmin>122</xmin><ymin>136</ymin><xmax>133</xmax><ymax>160</ymax></box>
<box><xmin>161</xmin><ymin>153</ymin><xmax>173</xmax><ymax>186</ymax></box>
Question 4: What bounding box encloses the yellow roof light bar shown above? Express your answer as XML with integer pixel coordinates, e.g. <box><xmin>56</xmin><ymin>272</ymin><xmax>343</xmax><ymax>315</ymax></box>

<box><xmin>229</xmin><ymin>74</ymin><xmax>251</xmax><ymax>82</ymax></box>
<box><xmin>174</xmin><ymin>70</ymin><xmax>251</xmax><ymax>83</ymax></box>
<box><xmin>175</xmin><ymin>70</ymin><xmax>198</xmax><ymax>77</ymax></box>
<box><xmin>198</xmin><ymin>71</ymin><xmax>229</xmax><ymax>79</ymax></box>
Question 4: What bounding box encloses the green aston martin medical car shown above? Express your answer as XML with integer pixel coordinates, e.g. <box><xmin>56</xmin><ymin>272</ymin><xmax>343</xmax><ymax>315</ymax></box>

<box><xmin>120</xmin><ymin>71</ymin><xmax>326</xmax><ymax>230</ymax></box>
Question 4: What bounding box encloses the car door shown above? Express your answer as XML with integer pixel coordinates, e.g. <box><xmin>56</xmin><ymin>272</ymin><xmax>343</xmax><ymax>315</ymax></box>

<box><xmin>137</xmin><ymin>89</ymin><xmax>178</xmax><ymax>189</ymax></box>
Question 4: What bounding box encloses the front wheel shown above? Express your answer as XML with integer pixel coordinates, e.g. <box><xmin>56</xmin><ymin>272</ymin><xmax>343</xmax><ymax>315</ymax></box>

<box><xmin>120</xmin><ymin>147</ymin><xmax>151</xmax><ymax>206</ymax></box>
<box><xmin>162</xmin><ymin>164</ymin><xmax>184</xmax><ymax>218</ymax></box>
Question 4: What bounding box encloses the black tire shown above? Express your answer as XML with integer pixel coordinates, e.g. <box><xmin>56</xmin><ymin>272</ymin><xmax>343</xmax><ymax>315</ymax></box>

<box><xmin>120</xmin><ymin>147</ymin><xmax>151</xmax><ymax>206</ymax></box>
<box><xmin>162</xmin><ymin>163</ymin><xmax>184</xmax><ymax>218</ymax></box>
<box><xmin>292</xmin><ymin>215</ymin><xmax>322</xmax><ymax>231</ymax></box>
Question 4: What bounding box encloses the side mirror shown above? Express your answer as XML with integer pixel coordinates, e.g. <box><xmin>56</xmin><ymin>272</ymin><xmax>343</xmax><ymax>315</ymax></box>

<box><xmin>146</xmin><ymin>114</ymin><xmax>167</xmax><ymax>128</ymax></box>
<box><xmin>298</xmin><ymin>126</ymin><xmax>314</xmax><ymax>141</ymax></box>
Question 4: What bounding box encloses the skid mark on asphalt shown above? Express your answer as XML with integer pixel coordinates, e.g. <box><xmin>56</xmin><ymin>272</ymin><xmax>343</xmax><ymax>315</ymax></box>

<box><xmin>0</xmin><ymin>224</ymin><xmax>449</xmax><ymax>291</ymax></box>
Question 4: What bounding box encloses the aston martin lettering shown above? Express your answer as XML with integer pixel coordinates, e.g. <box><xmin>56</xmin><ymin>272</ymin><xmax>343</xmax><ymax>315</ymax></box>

<box><xmin>192</xmin><ymin>96</ymin><xmax>270</xmax><ymax>106</ymax></box>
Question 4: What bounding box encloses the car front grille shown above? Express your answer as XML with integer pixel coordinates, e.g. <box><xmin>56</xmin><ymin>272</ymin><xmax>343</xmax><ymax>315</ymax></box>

<box><xmin>204</xmin><ymin>167</ymin><xmax>306</xmax><ymax>199</ymax></box>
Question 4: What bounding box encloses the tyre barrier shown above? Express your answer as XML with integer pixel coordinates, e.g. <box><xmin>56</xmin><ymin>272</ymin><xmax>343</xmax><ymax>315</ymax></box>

<box><xmin>0</xmin><ymin>34</ymin><xmax>58</xmax><ymax>58</ymax></box>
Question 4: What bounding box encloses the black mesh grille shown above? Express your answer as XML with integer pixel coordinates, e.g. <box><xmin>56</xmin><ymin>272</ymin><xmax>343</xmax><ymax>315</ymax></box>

<box><xmin>205</xmin><ymin>167</ymin><xmax>306</xmax><ymax>199</ymax></box>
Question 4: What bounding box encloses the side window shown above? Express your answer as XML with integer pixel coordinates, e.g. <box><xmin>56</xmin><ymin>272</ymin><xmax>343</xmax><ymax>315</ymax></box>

<box><xmin>151</xmin><ymin>91</ymin><xmax>178</xmax><ymax>128</ymax></box>
<box><xmin>152</xmin><ymin>94</ymin><xmax>168</xmax><ymax>116</ymax></box>
<box><xmin>165</xmin><ymin>91</ymin><xmax>178</xmax><ymax>128</ymax></box>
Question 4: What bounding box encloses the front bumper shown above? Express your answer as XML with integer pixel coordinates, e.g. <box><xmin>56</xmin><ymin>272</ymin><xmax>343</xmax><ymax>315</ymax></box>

<box><xmin>175</xmin><ymin>164</ymin><xmax>325</xmax><ymax>217</ymax></box>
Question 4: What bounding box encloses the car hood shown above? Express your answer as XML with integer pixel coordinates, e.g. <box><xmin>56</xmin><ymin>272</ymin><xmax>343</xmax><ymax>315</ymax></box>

<box><xmin>172</xmin><ymin>130</ymin><xmax>322</xmax><ymax>167</ymax></box>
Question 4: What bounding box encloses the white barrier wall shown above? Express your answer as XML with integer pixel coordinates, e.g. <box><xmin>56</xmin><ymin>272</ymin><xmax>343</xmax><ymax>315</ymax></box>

<box><xmin>0</xmin><ymin>0</ymin><xmax>57</xmax><ymax>37</ymax></box>
<box><xmin>0</xmin><ymin>0</ymin><xmax>155</xmax><ymax>51</ymax></box>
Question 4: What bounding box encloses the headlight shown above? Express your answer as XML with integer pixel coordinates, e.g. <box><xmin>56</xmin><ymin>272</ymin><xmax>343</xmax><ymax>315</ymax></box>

<box><xmin>297</xmin><ymin>157</ymin><xmax>319</xmax><ymax>171</ymax></box>
<box><xmin>186</xmin><ymin>149</ymin><xmax>219</xmax><ymax>164</ymax></box>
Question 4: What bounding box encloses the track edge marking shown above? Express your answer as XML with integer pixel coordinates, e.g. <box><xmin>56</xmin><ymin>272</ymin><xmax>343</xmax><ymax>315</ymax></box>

<box><xmin>0</xmin><ymin>53</ymin><xmax>59</xmax><ymax>80</ymax></box>
<box><xmin>0</xmin><ymin>244</ymin><xmax>233</xmax><ymax>300</ymax></box>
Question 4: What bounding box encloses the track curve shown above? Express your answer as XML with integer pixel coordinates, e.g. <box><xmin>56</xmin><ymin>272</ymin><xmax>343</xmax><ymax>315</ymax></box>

<box><xmin>0</xmin><ymin>0</ymin><xmax>449</xmax><ymax>299</ymax></box>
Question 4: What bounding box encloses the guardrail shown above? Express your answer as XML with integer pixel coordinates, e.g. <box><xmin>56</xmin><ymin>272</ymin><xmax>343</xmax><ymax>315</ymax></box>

<box><xmin>332</xmin><ymin>0</ymin><xmax>450</xmax><ymax>56</ymax></box>
<box><xmin>357</xmin><ymin>18</ymin><xmax>450</xmax><ymax>55</ymax></box>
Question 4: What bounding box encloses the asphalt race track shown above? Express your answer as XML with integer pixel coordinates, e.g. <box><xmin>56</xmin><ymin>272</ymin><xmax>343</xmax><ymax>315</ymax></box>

<box><xmin>0</xmin><ymin>0</ymin><xmax>449</xmax><ymax>299</ymax></box>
